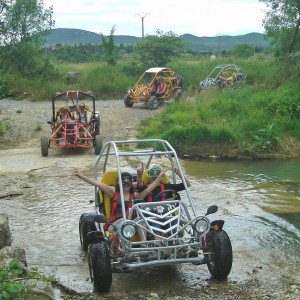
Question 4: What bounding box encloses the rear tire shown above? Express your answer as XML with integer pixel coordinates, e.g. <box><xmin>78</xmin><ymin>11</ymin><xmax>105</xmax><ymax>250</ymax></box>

<box><xmin>79</xmin><ymin>213</ymin><xmax>96</xmax><ymax>251</ymax></box>
<box><xmin>206</xmin><ymin>230</ymin><xmax>232</xmax><ymax>279</ymax></box>
<box><xmin>124</xmin><ymin>94</ymin><xmax>133</xmax><ymax>107</ymax></box>
<box><xmin>94</xmin><ymin>135</ymin><xmax>102</xmax><ymax>155</ymax></box>
<box><xmin>94</xmin><ymin>113</ymin><xmax>100</xmax><ymax>135</ymax></box>
<box><xmin>147</xmin><ymin>96</ymin><xmax>159</xmax><ymax>110</ymax></box>
<box><xmin>88</xmin><ymin>242</ymin><xmax>112</xmax><ymax>292</ymax></box>
<box><xmin>41</xmin><ymin>136</ymin><xmax>49</xmax><ymax>157</ymax></box>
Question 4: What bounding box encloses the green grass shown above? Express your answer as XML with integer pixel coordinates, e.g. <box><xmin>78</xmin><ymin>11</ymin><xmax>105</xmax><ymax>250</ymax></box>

<box><xmin>2</xmin><ymin>55</ymin><xmax>299</xmax><ymax>157</ymax></box>
<box><xmin>138</xmin><ymin>81</ymin><xmax>300</xmax><ymax>155</ymax></box>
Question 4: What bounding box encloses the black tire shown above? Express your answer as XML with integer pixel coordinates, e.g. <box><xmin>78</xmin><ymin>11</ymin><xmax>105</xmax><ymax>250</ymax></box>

<box><xmin>79</xmin><ymin>213</ymin><xmax>96</xmax><ymax>251</ymax></box>
<box><xmin>147</xmin><ymin>96</ymin><xmax>159</xmax><ymax>110</ymax></box>
<box><xmin>94</xmin><ymin>113</ymin><xmax>100</xmax><ymax>135</ymax></box>
<box><xmin>124</xmin><ymin>94</ymin><xmax>133</xmax><ymax>107</ymax></box>
<box><xmin>41</xmin><ymin>136</ymin><xmax>49</xmax><ymax>157</ymax></box>
<box><xmin>94</xmin><ymin>135</ymin><xmax>102</xmax><ymax>155</ymax></box>
<box><xmin>176</xmin><ymin>75</ymin><xmax>184</xmax><ymax>87</ymax></box>
<box><xmin>206</xmin><ymin>230</ymin><xmax>232</xmax><ymax>279</ymax></box>
<box><xmin>88</xmin><ymin>242</ymin><xmax>112</xmax><ymax>292</ymax></box>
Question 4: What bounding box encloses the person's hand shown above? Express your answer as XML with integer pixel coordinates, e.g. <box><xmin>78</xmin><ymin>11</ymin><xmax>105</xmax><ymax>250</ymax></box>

<box><xmin>73</xmin><ymin>167</ymin><xmax>81</xmax><ymax>177</ymax></box>
<box><xmin>158</xmin><ymin>168</ymin><xmax>166</xmax><ymax>178</ymax></box>
<box><xmin>137</xmin><ymin>163</ymin><xmax>144</xmax><ymax>176</ymax></box>
<box><xmin>174</xmin><ymin>167</ymin><xmax>180</xmax><ymax>176</ymax></box>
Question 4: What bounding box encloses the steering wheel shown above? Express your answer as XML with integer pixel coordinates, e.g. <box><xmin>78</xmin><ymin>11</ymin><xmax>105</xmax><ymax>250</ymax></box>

<box><xmin>154</xmin><ymin>189</ymin><xmax>181</xmax><ymax>202</ymax></box>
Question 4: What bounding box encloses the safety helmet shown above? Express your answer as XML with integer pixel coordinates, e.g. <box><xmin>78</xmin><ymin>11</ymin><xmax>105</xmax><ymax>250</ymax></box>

<box><xmin>147</xmin><ymin>164</ymin><xmax>161</xmax><ymax>178</ymax></box>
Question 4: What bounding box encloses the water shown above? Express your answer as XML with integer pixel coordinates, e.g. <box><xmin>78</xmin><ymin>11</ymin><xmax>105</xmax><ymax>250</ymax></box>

<box><xmin>1</xmin><ymin>158</ymin><xmax>300</xmax><ymax>295</ymax></box>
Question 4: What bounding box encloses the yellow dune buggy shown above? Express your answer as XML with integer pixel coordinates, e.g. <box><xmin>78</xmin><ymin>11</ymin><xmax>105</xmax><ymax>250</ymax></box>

<box><xmin>124</xmin><ymin>67</ymin><xmax>184</xmax><ymax>110</ymax></box>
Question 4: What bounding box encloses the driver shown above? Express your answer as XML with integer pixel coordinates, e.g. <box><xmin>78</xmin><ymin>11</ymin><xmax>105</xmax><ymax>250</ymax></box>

<box><xmin>138</xmin><ymin>164</ymin><xmax>191</xmax><ymax>202</ymax></box>
<box><xmin>73</xmin><ymin>167</ymin><xmax>165</xmax><ymax>231</ymax></box>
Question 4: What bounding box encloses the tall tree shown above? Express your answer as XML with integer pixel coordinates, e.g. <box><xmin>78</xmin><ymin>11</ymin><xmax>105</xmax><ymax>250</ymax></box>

<box><xmin>0</xmin><ymin>0</ymin><xmax>55</xmax><ymax>79</ymax></box>
<box><xmin>260</xmin><ymin>0</ymin><xmax>300</xmax><ymax>55</ymax></box>
<box><xmin>135</xmin><ymin>30</ymin><xmax>184</xmax><ymax>67</ymax></box>
<box><xmin>100</xmin><ymin>25</ymin><xmax>117</xmax><ymax>66</ymax></box>
<box><xmin>3</xmin><ymin>0</ymin><xmax>54</xmax><ymax>45</ymax></box>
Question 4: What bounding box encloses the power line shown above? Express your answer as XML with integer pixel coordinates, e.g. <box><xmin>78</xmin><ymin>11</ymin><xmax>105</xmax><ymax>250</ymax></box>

<box><xmin>136</xmin><ymin>12</ymin><xmax>149</xmax><ymax>39</ymax></box>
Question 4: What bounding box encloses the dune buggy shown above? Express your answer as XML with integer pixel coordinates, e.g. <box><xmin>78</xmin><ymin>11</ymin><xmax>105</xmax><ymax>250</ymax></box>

<box><xmin>200</xmin><ymin>64</ymin><xmax>247</xmax><ymax>90</ymax></box>
<box><xmin>79</xmin><ymin>139</ymin><xmax>233</xmax><ymax>292</ymax></box>
<box><xmin>124</xmin><ymin>67</ymin><xmax>184</xmax><ymax>110</ymax></box>
<box><xmin>41</xmin><ymin>90</ymin><xmax>102</xmax><ymax>157</ymax></box>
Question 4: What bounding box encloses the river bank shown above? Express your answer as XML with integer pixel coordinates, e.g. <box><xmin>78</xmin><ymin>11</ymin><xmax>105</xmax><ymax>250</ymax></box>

<box><xmin>1</xmin><ymin>99</ymin><xmax>299</xmax><ymax>159</ymax></box>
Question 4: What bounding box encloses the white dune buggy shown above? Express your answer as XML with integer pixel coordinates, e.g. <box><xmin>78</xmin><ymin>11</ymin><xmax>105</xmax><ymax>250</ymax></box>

<box><xmin>200</xmin><ymin>64</ymin><xmax>247</xmax><ymax>90</ymax></box>
<box><xmin>79</xmin><ymin>139</ymin><xmax>232</xmax><ymax>292</ymax></box>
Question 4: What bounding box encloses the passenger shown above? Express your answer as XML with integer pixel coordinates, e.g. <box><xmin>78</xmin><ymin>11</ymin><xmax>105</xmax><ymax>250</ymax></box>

<box><xmin>73</xmin><ymin>167</ymin><xmax>166</xmax><ymax>232</ymax></box>
<box><xmin>136</xmin><ymin>164</ymin><xmax>190</xmax><ymax>241</ymax></box>
<box><xmin>57</xmin><ymin>109</ymin><xmax>69</xmax><ymax>123</ymax></box>
<box><xmin>138</xmin><ymin>164</ymin><xmax>191</xmax><ymax>202</ymax></box>
<box><xmin>76</xmin><ymin>103</ymin><xmax>91</xmax><ymax>124</ymax></box>
<box><xmin>154</xmin><ymin>77</ymin><xmax>167</xmax><ymax>98</ymax></box>
<box><xmin>148</xmin><ymin>75</ymin><xmax>158</xmax><ymax>94</ymax></box>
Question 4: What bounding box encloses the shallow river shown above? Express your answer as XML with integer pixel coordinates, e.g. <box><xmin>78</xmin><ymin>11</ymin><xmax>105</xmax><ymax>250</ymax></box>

<box><xmin>1</xmin><ymin>156</ymin><xmax>300</xmax><ymax>298</ymax></box>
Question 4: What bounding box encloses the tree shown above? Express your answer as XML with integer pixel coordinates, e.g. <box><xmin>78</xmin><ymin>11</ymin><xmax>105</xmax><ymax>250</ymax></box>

<box><xmin>0</xmin><ymin>0</ymin><xmax>55</xmax><ymax>82</ymax></box>
<box><xmin>100</xmin><ymin>25</ymin><xmax>117</xmax><ymax>66</ymax></box>
<box><xmin>135</xmin><ymin>29</ymin><xmax>184</xmax><ymax>67</ymax></box>
<box><xmin>260</xmin><ymin>0</ymin><xmax>300</xmax><ymax>56</ymax></box>
<box><xmin>1</xmin><ymin>0</ymin><xmax>54</xmax><ymax>45</ymax></box>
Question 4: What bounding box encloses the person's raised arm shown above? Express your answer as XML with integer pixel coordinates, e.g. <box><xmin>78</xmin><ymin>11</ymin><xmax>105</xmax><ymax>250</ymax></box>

<box><xmin>136</xmin><ymin>169</ymin><xmax>166</xmax><ymax>199</ymax></box>
<box><xmin>73</xmin><ymin>168</ymin><xmax>115</xmax><ymax>198</ymax></box>
<box><xmin>136</xmin><ymin>163</ymin><xmax>144</xmax><ymax>190</ymax></box>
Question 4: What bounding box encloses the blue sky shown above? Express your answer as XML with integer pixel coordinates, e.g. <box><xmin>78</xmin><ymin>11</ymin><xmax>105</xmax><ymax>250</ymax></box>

<box><xmin>44</xmin><ymin>0</ymin><xmax>267</xmax><ymax>37</ymax></box>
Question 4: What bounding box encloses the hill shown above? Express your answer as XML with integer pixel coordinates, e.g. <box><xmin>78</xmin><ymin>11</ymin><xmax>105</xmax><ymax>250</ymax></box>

<box><xmin>44</xmin><ymin>28</ymin><xmax>269</xmax><ymax>51</ymax></box>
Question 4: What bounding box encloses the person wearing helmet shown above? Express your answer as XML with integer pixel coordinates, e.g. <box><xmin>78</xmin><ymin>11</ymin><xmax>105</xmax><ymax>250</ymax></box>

<box><xmin>73</xmin><ymin>167</ymin><xmax>166</xmax><ymax>232</ymax></box>
<box><xmin>76</xmin><ymin>103</ymin><xmax>91</xmax><ymax>124</ymax></box>
<box><xmin>138</xmin><ymin>163</ymin><xmax>191</xmax><ymax>202</ymax></box>
<box><xmin>154</xmin><ymin>77</ymin><xmax>167</xmax><ymax>98</ymax></box>
<box><xmin>135</xmin><ymin>163</ymin><xmax>191</xmax><ymax>241</ymax></box>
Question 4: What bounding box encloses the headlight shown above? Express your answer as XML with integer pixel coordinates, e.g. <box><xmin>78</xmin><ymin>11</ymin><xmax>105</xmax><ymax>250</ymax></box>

<box><xmin>128</xmin><ymin>89</ymin><xmax>131</xmax><ymax>94</ymax></box>
<box><xmin>194</xmin><ymin>217</ymin><xmax>210</xmax><ymax>234</ymax></box>
<box><xmin>157</xmin><ymin>205</ymin><xmax>164</xmax><ymax>214</ymax></box>
<box><xmin>121</xmin><ymin>223</ymin><xmax>136</xmax><ymax>239</ymax></box>
<box><xmin>142</xmin><ymin>91</ymin><xmax>146</xmax><ymax>96</ymax></box>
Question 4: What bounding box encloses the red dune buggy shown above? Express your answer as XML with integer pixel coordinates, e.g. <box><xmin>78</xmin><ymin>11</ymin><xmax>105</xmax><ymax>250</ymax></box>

<box><xmin>41</xmin><ymin>90</ymin><xmax>102</xmax><ymax>157</ymax></box>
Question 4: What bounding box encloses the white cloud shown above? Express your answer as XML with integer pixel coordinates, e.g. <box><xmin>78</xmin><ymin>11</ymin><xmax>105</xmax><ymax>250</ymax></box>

<box><xmin>44</xmin><ymin>0</ymin><xmax>266</xmax><ymax>37</ymax></box>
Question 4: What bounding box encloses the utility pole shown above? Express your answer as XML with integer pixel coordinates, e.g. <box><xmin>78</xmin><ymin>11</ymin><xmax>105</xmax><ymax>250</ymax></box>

<box><xmin>136</xmin><ymin>12</ymin><xmax>149</xmax><ymax>39</ymax></box>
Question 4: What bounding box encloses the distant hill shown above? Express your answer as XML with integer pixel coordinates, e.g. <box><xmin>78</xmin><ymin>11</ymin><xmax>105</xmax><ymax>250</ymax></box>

<box><xmin>44</xmin><ymin>28</ymin><xmax>269</xmax><ymax>51</ymax></box>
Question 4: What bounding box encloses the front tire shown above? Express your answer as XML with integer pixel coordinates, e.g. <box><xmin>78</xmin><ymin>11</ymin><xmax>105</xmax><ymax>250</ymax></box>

<box><xmin>147</xmin><ymin>96</ymin><xmax>159</xmax><ymax>110</ymax></box>
<box><xmin>206</xmin><ymin>230</ymin><xmax>232</xmax><ymax>279</ymax></box>
<box><xmin>41</xmin><ymin>136</ymin><xmax>49</xmax><ymax>157</ymax></box>
<box><xmin>88</xmin><ymin>242</ymin><xmax>112</xmax><ymax>292</ymax></box>
<box><xmin>79</xmin><ymin>213</ymin><xmax>96</xmax><ymax>251</ymax></box>
<box><xmin>94</xmin><ymin>135</ymin><xmax>102</xmax><ymax>155</ymax></box>
<box><xmin>124</xmin><ymin>94</ymin><xmax>133</xmax><ymax>107</ymax></box>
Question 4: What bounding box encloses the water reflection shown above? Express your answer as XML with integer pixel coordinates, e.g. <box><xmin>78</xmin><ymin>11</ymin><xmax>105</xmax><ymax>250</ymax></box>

<box><xmin>182</xmin><ymin>158</ymin><xmax>300</xmax><ymax>259</ymax></box>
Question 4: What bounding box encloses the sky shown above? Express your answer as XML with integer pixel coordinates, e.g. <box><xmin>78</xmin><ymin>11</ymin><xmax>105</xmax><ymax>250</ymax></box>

<box><xmin>43</xmin><ymin>0</ymin><xmax>267</xmax><ymax>37</ymax></box>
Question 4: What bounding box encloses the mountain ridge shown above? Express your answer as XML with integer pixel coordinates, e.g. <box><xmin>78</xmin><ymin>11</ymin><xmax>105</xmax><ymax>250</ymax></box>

<box><xmin>44</xmin><ymin>28</ymin><xmax>269</xmax><ymax>51</ymax></box>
